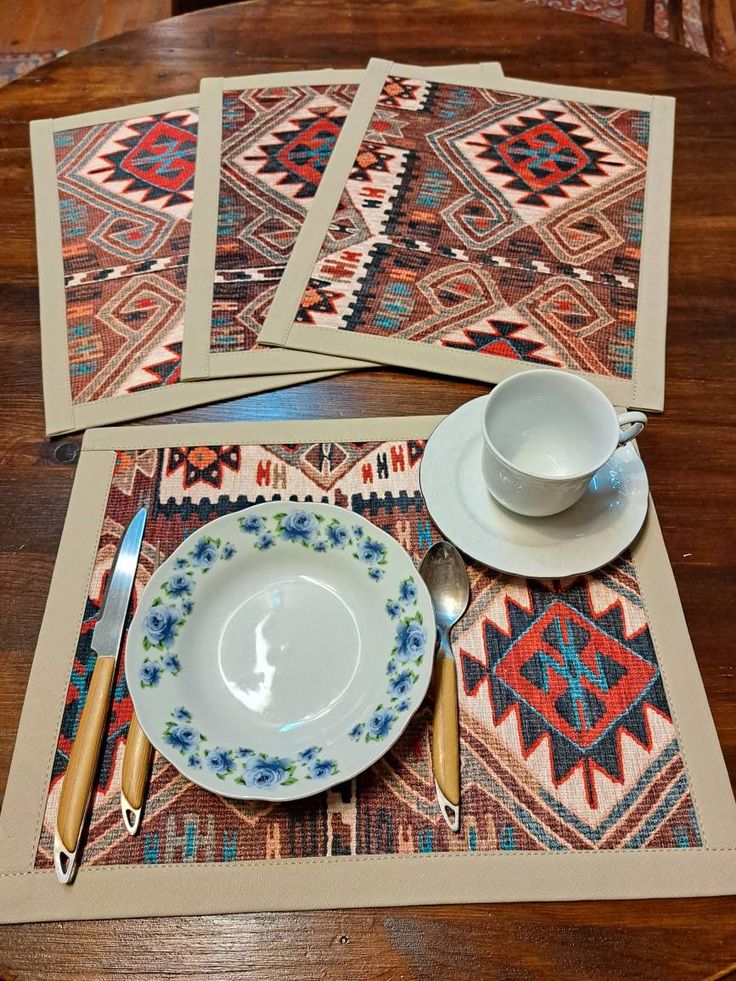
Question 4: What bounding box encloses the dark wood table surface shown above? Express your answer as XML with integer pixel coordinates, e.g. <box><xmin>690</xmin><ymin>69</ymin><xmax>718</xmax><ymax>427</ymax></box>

<box><xmin>0</xmin><ymin>0</ymin><xmax>734</xmax><ymax>976</ymax></box>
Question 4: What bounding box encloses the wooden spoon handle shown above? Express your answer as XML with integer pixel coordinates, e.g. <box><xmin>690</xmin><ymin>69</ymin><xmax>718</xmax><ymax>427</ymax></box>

<box><xmin>55</xmin><ymin>655</ymin><xmax>116</xmax><ymax>881</ymax></box>
<box><xmin>432</xmin><ymin>656</ymin><xmax>461</xmax><ymax>830</ymax></box>
<box><xmin>121</xmin><ymin>712</ymin><xmax>154</xmax><ymax>835</ymax></box>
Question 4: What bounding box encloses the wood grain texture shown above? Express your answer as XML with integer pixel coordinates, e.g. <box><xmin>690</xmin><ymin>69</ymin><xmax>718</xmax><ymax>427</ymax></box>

<box><xmin>705</xmin><ymin>0</ymin><xmax>736</xmax><ymax>69</ymax></box>
<box><xmin>0</xmin><ymin>0</ymin><xmax>171</xmax><ymax>54</ymax></box>
<box><xmin>120</xmin><ymin>712</ymin><xmax>153</xmax><ymax>813</ymax></box>
<box><xmin>56</xmin><ymin>656</ymin><xmax>116</xmax><ymax>853</ymax></box>
<box><xmin>432</xmin><ymin>657</ymin><xmax>460</xmax><ymax>807</ymax></box>
<box><xmin>0</xmin><ymin>0</ymin><xmax>733</xmax><ymax>974</ymax></box>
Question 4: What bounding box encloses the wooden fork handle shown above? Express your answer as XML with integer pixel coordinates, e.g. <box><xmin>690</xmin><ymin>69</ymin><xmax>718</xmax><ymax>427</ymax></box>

<box><xmin>55</xmin><ymin>656</ymin><xmax>116</xmax><ymax>879</ymax></box>
<box><xmin>121</xmin><ymin>712</ymin><xmax>154</xmax><ymax>835</ymax></box>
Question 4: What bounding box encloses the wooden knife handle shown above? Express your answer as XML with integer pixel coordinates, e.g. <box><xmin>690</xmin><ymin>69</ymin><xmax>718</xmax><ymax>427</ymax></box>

<box><xmin>432</xmin><ymin>657</ymin><xmax>461</xmax><ymax>807</ymax></box>
<box><xmin>121</xmin><ymin>712</ymin><xmax>154</xmax><ymax>834</ymax></box>
<box><xmin>56</xmin><ymin>656</ymin><xmax>116</xmax><ymax>853</ymax></box>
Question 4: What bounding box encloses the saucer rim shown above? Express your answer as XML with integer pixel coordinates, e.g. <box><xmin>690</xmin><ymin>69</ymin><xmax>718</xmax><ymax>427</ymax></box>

<box><xmin>420</xmin><ymin>395</ymin><xmax>649</xmax><ymax>579</ymax></box>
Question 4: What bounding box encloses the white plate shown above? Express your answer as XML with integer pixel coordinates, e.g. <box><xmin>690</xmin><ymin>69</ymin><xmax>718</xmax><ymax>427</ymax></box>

<box><xmin>126</xmin><ymin>502</ymin><xmax>435</xmax><ymax>801</ymax></box>
<box><xmin>420</xmin><ymin>396</ymin><xmax>649</xmax><ymax>578</ymax></box>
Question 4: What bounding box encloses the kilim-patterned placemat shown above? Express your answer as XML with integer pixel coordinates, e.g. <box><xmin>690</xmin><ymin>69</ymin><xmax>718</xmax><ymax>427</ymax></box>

<box><xmin>0</xmin><ymin>416</ymin><xmax>733</xmax><ymax>923</ymax></box>
<box><xmin>30</xmin><ymin>94</ymin><xmax>339</xmax><ymax>437</ymax></box>
<box><xmin>181</xmin><ymin>70</ymin><xmax>370</xmax><ymax>381</ymax></box>
<box><xmin>181</xmin><ymin>64</ymin><xmax>504</xmax><ymax>381</ymax></box>
<box><xmin>261</xmin><ymin>60</ymin><xmax>675</xmax><ymax>411</ymax></box>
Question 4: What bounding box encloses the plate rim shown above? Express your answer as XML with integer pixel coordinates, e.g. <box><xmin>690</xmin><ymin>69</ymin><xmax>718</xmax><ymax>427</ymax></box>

<box><xmin>125</xmin><ymin>500</ymin><xmax>436</xmax><ymax>801</ymax></box>
<box><xmin>420</xmin><ymin>395</ymin><xmax>649</xmax><ymax>578</ymax></box>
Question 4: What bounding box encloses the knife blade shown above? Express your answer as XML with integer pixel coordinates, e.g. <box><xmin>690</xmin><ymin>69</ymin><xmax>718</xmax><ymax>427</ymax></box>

<box><xmin>54</xmin><ymin>507</ymin><xmax>147</xmax><ymax>884</ymax></box>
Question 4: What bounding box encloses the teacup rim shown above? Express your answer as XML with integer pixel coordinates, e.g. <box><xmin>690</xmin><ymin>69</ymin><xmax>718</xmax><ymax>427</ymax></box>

<box><xmin>481</xmin><ymin>369</ymin><xmax>619</xmax><ymax>484</ymax></box>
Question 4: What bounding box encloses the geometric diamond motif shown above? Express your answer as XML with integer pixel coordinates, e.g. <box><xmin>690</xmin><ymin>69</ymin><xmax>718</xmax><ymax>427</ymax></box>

<box><xmin>378</xmin><ymin>76</ymin><xmax>432</xmax><ymax>112</ymax></box>
<box><xmin>245</xmin><ymin>109</ymin><xmax>344</xmax><ymax>200</ymax></box>
<box><xmin>520</xmin><ymin>278</ymin><xmax>613</xmax><ymax>339</ymax></box>
<box><xmin>100</xmin><ymin>278</ymin><xmax>180</xmax><ymax>341</ymax></box>
<box><xmin>441</xmin><ymin>318</ymin><xmax>559</xmax><ymax>364</ymax></box>
<box><xmin>366</xmin><ymin>107</ymin><xmax>408</xmax><ymax>145</ymax></box>
<box><xmin>262</xmin><ymin>441</ymin><xmax>379</xmax><ymax>491</ymax></box>
<box><xmin>97</xmin><ymin>118</ymin><xmax>197</xmax><ymax>209</ymax></box>
<box><xmin>462</xmin><ymin>582</ymin><xmax>668</xmax><ymax>809</ymax></box>
<box><xmin>240</xmin><ymin>210</ymin><xmax>301</xmax><ymax>262</ymax></box>
<box><xmin>89</xmin><ymin>212</ymin><xmax>170</xmax><ymax>259</ymax></box>
<box><xmin>461</xmin><ymin>105</ymin><xmax>628</xmax><ymax>209</ymax></box>
<box><xmin>497</xmin><ymin>120</ymin><xmax>591</xmax><ymax>191</ymax></box>
<box><xmin>496</xmin><ymin>600</ymin><xmax>655</xmax><ymax>750</ymax></box>
<box><xmin>350</xmin><ymin>142</ymin><xmax>397</xmax><ymax>183</ymax></box>
<box><xmin>418</xmin><ymin>263</ymin><xmax>504</xmax><ymax>314</ymax></box>
<box><xmin>538</xmin><ymin>202</ymin><xmax>625</xmax><ymax>264</ymax></box>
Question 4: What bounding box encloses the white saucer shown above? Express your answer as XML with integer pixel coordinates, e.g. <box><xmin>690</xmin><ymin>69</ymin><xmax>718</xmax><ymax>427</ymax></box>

<box><xmin>420</xmin><ymin>396</ymin><xmax>649</xmax><ymax>579</ymax></box>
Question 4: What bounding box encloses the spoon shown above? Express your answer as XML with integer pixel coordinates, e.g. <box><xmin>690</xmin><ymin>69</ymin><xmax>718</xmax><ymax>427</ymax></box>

<box><xmin>419</xmin><ymin>540</ymin><xmax>470</xmax><ymax>832</ymax></box>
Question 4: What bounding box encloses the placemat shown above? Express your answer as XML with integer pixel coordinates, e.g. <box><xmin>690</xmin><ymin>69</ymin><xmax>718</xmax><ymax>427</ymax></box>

<box><xmin>181</xmin><ymin>71</ymin><xmax>371</xmax><ymax>382</ymax></box>
<box><xmin>181</xmin><ymin>63</ymin><xmax>505</xmax><ymax>381</ymax></box>
<box><xmin>260</xmin><ymin>60</ymin><xmax>675</xmax><ymax>411</ymax></box>
<box><xmin>1</xmin><ymin>416</ymin><xmax>733</xmax><ymax>923</ymax></box>
<box><xmin>30</xmin><ymin>95</ymin><xmax>337</xmax><ymax>436</ymax></box>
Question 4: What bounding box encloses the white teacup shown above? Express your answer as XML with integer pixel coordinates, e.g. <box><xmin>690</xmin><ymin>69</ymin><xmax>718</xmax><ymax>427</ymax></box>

<box><xmin>481</xmin><ymin>369</ymin><xmax>647</xmax><ymax>518</ymax></box>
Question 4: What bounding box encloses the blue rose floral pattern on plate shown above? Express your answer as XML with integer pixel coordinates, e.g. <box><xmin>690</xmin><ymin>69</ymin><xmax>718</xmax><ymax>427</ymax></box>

<box><xmin>138</xmin><ymin>533</ymin><xmax>236</xmax><ymax>688</ymax></box>
<box><xmin>239</xmin><ymin>508</ymin><xmax>388</xmax><ymax>581</ymax></box>
<box><xmin>132</xmin><ymin>504</ymin><xmax>433</xmax><ymax>796</ymax></box>
<box><xmin>349</xmin><ymin>576</ymin><xmax>426</xmax><ymax>744</ymax></box>
<box><xmin>162</xmin><ymin>707</ymin><xmax>339</xmax><ymax>787</ymax></box>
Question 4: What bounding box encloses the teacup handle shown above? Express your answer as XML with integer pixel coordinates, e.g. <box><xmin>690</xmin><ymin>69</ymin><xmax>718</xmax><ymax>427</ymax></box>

<box><xmin>617</xmin><ymin>411</ymin><xmax>647</xmax><ymax>445</ymax></box>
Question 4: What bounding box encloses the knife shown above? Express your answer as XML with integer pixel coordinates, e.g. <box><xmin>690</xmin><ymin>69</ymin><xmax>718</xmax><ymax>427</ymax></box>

<box><xmin>54</xmin><ymin>507</ymin><xmax>147</xmax><ymax>883</ymax></box>
<box><xmin>120</xmin><ymin>711</ymin><xmax>154</xmax><ymax>835</ymax></box>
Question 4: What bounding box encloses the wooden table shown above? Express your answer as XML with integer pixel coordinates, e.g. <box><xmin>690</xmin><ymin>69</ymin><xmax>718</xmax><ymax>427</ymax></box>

<box><xmin>0</xmin><ymin>0</ymin><xmax>734</xmax><ymax>975</ymax></box>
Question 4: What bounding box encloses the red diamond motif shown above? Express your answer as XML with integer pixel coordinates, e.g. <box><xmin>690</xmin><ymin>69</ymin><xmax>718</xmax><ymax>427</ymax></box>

<box><xmin>494</xmin><ymin>601</ymin><xmax>655</xmax><ymax>749</ymax></box>
<box><xmin>497</xmin><ymin>121</ymin><xmax>590</xmax><ymax>192</ymax></box>
<box><xmin>120</xmin><ymin>121</ymin><xmax>197</xmax><ymax>192</ymax></box>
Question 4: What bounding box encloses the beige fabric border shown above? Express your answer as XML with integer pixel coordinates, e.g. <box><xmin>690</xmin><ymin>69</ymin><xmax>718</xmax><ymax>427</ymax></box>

<box><xmin>0</xmin><ymin>415</ymin><xmax>733</xmax><ymax>924</ymax></box>
<box><xmin>30</xmin><ymin>95</ymin><xmax>338</xmax><ymax>437</ymax></box>
<box><xmin>181</xmin><ymin>63</ymin><xmax>505</xmax><ymax>382</ymax></box>
<box><xmin>0</xmin><ymin>446</ymin><xmax>116</xmax><ymax>875</ymax></box>
<box><xmin>259</xmin><ymin>59</ymin><xmax>674</xmax><ymax>412</ymax></box>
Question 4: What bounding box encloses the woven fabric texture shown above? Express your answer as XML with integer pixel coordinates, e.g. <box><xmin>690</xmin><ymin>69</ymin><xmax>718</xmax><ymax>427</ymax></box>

<box><xmin>35</xmin><ymin>438</ymin><xmax>700</xmax><ymax>868</ymax></box>
<box><xmin>53</xmin><ymin>108</ymin><xmax>197</xmax><ymax>402</ymax></box>
<box><xmin>293</xmin><ymin>78</ymin><xmax>650</xmax><ymax>381</ymax></box>
<box><xmin>210</xmin><ymin>83</ymin><xmax>358</xmax><ymax>354</ymax></box>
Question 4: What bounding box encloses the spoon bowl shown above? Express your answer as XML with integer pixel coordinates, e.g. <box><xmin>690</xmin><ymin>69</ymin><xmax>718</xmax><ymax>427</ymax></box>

<box><xmin>419</xmin><ymin>541</ymin><xmax>470</xmax><ymax>634</ymax></box>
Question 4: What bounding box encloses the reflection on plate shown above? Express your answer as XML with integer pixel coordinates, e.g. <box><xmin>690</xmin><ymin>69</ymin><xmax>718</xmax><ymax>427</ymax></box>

<box><xmin>421</xmin><ymin>396</ymin><xmax>649</xmax><ymax>578</ymax></box>
<box><xmin>126</xmin><ymin>502</ymin><xmax>435</xmax><ymax>801</ymax></box>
